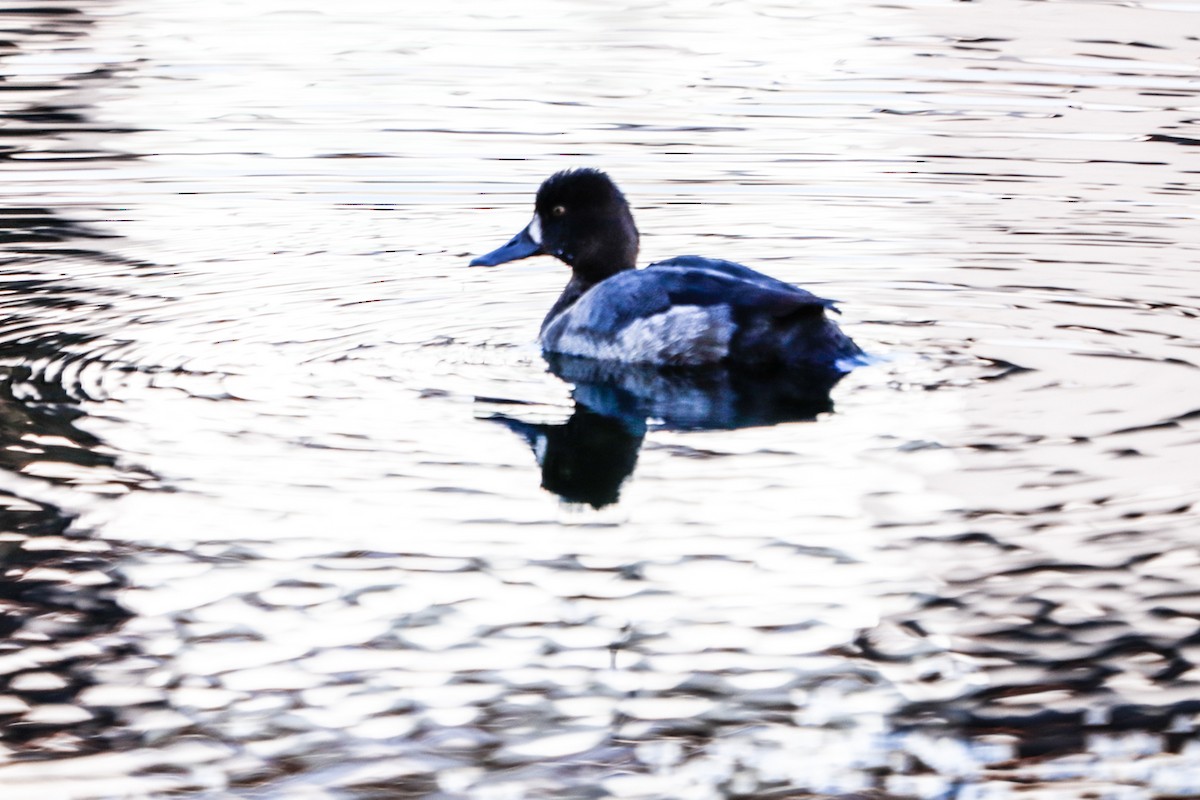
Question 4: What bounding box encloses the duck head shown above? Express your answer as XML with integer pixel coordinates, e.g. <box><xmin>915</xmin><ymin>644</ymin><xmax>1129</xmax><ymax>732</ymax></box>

<box><xmin>470</xmin><ymin>169</ymin><xmax>639</xmax><ymax>284</ymax></box>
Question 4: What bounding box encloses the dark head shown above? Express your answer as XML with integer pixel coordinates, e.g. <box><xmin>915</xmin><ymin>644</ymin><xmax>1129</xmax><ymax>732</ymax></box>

<box><xmin>470</xmin><ymin>169</ymin><xmax>639</xmax><ymax>284</ymax></box>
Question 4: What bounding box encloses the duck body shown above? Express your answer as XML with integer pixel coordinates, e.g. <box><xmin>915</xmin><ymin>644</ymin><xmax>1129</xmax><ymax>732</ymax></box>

<box><xmin>470</xmin><ymin>169</ymin><xmax>862</xmax><ymax>371</ymax></box>
<box><xmin>540</xmin><ymin>255</ymin><xmax>859</xmax><ymax>369</ymax></box>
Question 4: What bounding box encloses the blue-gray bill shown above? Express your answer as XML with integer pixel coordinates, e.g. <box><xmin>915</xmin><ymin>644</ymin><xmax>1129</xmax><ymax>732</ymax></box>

<box><xmin>469</xmin><ymin>224</ymin><xmax>542</xmax><ymax>266</ymax></box>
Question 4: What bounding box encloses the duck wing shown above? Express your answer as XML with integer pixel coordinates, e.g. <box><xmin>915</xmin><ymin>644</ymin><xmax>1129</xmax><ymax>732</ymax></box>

<box><xmin>560</xmin><ymin>258</ymin><xmax>834</xmax><ymax>335</ymax></box>
<box><xmin>646</xmin><ymin>255</ymin><xmax>839</xmax><ymax>312</ymax></box>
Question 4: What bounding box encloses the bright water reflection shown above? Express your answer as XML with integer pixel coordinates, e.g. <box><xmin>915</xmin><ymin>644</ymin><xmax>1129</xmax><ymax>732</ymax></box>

<box><xmin>2</xmin><ymin>0</ymin><xmax>1200</xmax><ymax>797</ymax></box>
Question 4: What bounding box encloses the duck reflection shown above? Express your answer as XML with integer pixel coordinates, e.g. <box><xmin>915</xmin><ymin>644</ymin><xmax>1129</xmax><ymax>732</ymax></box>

<box><xmin>489</xmin><ymin>355</ymin><xmax>847</xmax><ymax>508</ymax></box>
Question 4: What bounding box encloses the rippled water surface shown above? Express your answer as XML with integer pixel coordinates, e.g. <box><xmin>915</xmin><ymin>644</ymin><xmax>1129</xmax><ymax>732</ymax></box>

<box><xmin>3</xmin><ymin>1</ymin><xmax>1200</xmax><ymax>797</ymax></box>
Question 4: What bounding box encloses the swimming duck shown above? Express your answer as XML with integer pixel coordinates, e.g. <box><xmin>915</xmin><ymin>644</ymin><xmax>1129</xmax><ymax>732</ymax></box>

<box><xmin>470</xmin><ymin>169</ymin><xmax>862</xmax><ymax>370</ymax></box>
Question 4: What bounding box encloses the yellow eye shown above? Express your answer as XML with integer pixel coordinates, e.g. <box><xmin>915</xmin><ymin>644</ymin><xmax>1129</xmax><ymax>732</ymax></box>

<box><xmin>552</xmin><ymin>205</ymin><xmax>567</xmax><ymax>217</ymax></box>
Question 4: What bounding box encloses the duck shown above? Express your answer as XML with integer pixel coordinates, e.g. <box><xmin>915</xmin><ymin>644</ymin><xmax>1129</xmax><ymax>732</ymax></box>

<box><xmin>469</xmin><ymin>169</ymin><xmax>863</xmax><ymax>371</ymax></box>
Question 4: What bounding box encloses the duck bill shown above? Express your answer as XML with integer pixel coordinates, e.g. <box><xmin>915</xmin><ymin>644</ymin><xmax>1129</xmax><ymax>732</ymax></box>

<box><xmin>469</xmin><ymin>224</ymin><xmax>543</xmax><ymax>267</ymax></box>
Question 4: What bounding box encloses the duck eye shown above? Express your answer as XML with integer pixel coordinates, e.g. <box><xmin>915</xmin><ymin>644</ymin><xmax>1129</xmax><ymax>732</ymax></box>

<box><xmin>552</xmin><ymin>205</ymin><xmax>567</xmax><ymax>217</ymax></box>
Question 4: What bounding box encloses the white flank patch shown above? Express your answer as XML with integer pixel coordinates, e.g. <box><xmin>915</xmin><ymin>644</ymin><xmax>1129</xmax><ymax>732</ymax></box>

<box><xmin>528</xmin><ymin>215</ymin><xmax>543</xmax><ymax>244</ymax></box>
<box><xmin>554</xmin><ymin>305</ymin><xmax>732</xmax><ymax>366</ymax></box>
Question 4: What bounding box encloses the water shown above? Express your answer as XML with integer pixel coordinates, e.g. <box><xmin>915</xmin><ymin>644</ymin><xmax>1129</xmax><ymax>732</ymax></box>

<box><xmin>2</xmin><ymin>0</ymin><xmax>1200</xmax><ymax>797</ymax></box>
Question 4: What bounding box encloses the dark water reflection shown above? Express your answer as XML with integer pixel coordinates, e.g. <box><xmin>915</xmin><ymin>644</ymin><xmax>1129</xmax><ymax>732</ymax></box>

<box><xmin>0</xmin><ymin>0</ymin><xmax>151</xmax><ymax>778</ymax></box>
<box><xmin>2</xmin><ymin>0</ymin><xmax>1200</xmax><ymax>798</ymax></box>
<box><xmin>0</xmin><ymin>301</ymin><xmax>138</xmax><ymax>763</ymax></box>
<box><xmin>491</xmin><ymin>358</ymin><xmax>845</xmax><ymax>507</ymax></box>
